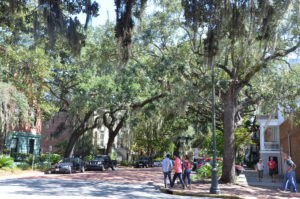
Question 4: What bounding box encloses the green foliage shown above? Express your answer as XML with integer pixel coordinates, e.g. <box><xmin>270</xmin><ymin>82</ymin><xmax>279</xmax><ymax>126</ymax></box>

<box><xmin>0</xmin><ymin>156</ymin><xmax>14</xmax><ymax>169</ymax></box>
<box><xmin>200</xmin><ymin>129</ymin><xmax>224</xmax><ymax>157</ymax></box>
<box><xmin>43</xmin><ymin>153</ymin><xmax>62</xmax><ymax>164</ymax></box>
<box><xmin>120</xmin><ymin>160</ymin><xmax>134</xmax><ymax>166</ymax></box>
<box><xmin>111</xmin><ymin>152</ymin><xmax>117</xmax><ymax>160</ymax></box>
<box><xmin>16</xmin><ymin>162</ymin><xmax>31</xmax><ymax>170</ymax></box>
<box><xmin>11</xmin><ymin>152</ymin><xmax>31</xmax><ymax>162</ymax></box>
<box><xmin>154</xmin><ymin>157</ymin><xmax>163</xmax><ymax>161</ymax></box>
<box><xmin>0</xmin><ymin>83</ymin><xmax>29</xmax><ymax>149</ymax></box>
<box><xmin>195</xmin><ymin>162</ymin><xmax>222</xmax><ymax>179</ymax></box>
<box><xmin>84</xmin><ymin>155</ymin><xmax>94</xmax><ymax>161</ymax></box>
<box><xmin>131</xmin><ymin>107</ymin><xmax>189</xmax><ymax>156</ymax></box>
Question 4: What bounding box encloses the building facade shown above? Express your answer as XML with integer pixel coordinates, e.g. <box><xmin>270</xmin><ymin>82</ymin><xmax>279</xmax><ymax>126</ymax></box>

<box><xmin>258</xmin><ymin>111</ymin><xmax>285</xmax><ymax>175</ymax></box>
<box><xmin>5</xmin><ymin>107</ymin><xmax>42</xmax><ymax>156</ymax></box>
<box><xmin>279</xmin><ymin>119</ymin><xmax>300</xmax><ymax>181</ymax></box>
<box><xmin>41</xmin><ymin>111</ymin><xmax>132</xmax><ymax>161</ymax></box>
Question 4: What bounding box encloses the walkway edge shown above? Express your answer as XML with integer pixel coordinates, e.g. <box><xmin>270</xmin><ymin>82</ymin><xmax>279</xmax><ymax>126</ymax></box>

<box><xmin>160</xmin><ymin>187</ymin><xmax>244</xmax><ymax>199</ymax></box>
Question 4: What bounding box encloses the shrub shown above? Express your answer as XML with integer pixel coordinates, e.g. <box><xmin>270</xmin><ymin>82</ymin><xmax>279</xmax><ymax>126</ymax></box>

<box><xmin>0</xmin><ymin>156</ymin><xmax>14</xmax><ymax>169</ymax></box>
<box><xmin>195</xmin><ymin>161</ymin><xmax>222</xmax><ymax>179</ymax></box>
<box><xmin>25</xmin><ymin>154</ymin><xmax>35</xmax><ymax>165</ymax></box>
<box><xmin>42</xmin><ymin>153</ymin><xmax>62</xmax><ymax>164</ymax></box>
<box><xmin>84</xmin><ymin>155</ymin><xmax>94</xmax><ymax>161</ymax></box>
<box><xmin>120</xmin><ymin>160</ymin><xmax>134</xmax><ymax>166</ymax></box>
<box><xmin>11</xmin><ymin>152</ymin><xmax>31</xmax><ymax>162</ymax></box>
<box><xmin>16</xmin><ymin>162</ymin><xmax>31</xmax><ymax>170</ymax></box>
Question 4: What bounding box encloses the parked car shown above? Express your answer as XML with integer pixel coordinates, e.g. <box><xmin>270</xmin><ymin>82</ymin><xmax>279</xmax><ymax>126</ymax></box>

<box><xmin>86</xmin><ymin>155</ymin><xmax>116</xmax><ymax>171</ymax></box>
<box><xmin>193</xmin><ymin>157</ymin><xmax>245</xmax><ymax>176</ymax></box>
<box><xmin>135</xmin><ymin>156</ymin><xmax>154</xmax><ymax>168</ymax></box>
<box><xmin>50</xmin><ymin>157</ymin><xmax>85</xmax><ymax>174</ymax></box>
<box><xmin>153</xmin><ymin>160</ymin><xmax>162</xmax><ymax>167</ymax></box>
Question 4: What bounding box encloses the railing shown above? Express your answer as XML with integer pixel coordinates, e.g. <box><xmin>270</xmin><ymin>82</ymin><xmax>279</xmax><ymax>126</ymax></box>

<box><xmin>264</xmin><ymin>142</ymin><xmax>280</xmax><ymax>151</ymax></box>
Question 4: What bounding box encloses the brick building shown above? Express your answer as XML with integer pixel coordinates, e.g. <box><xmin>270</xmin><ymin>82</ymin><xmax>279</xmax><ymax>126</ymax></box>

<box><xmin>5</xmin><ymin>106</ymin><xmax>42</xmax><ymax>156</ymax></box>
<box><xmin>279</xmin><ymin>119</ymin><xmax>300</xmax><ymax>181</ymax></box>
<box><xmin>41</xmin><ymin>112</ymin><xmax>73</xmax><ymax>154</ymax></box>
<box><xmin>41</xmin><ymin>111</ymin><xmax>132</xmax><ymax>161</ymax></box>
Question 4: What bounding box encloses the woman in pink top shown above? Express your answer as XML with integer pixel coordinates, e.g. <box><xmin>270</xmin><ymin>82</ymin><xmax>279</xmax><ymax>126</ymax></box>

<box><xmin>170</xmin><ymin>152</ymin><xmax>186</xmax><ymax>189</ymax></box>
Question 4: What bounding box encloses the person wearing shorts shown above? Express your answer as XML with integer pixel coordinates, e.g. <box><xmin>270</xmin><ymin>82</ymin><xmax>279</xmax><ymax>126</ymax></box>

<box><xmin>267</xmin><ymin>157</ymin><xmax>277</xmax><ymax>182</ymax></box>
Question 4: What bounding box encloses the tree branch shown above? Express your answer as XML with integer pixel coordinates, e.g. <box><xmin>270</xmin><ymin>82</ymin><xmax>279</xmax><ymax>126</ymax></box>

<box><xmin>131</xmin><ymin>93</ymin><xmax>167</xmax><ymax>109</ymax></box>
<box><xmin>264</xmin><ymin>40</ymin><xmax>300</xmax><ymax>62</ymax></box>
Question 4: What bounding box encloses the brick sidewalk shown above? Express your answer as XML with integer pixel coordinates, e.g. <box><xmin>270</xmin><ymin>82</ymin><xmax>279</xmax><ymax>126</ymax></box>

<box><xmin>166</xmin><ymin>169</ymin><xmax>300</xmax><ymax>199</ymax></box>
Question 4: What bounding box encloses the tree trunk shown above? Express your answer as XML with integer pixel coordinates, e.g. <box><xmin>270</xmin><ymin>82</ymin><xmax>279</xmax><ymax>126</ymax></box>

<box><xmin>0</xmin><ymin>134</ymin><xmax>4</xmax><ymax>155</ymax></box>
<box><xmin>220</xmin><ymin>88</ymin><xmax>237</xmax><ymax>183</ymax></box>
<box><xmin>64</xmin><ymin>132</ymin><xmax>80</xmax><ymax>157</ymax></box>
<box><xmin>105</xmin><ymin>132</ymin><xmax>116</xmax><ymax>155</ymax></box>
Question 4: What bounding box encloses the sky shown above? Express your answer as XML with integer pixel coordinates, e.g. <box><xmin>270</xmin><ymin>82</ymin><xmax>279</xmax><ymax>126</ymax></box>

<box><xmin>93</xmin><ymin>0</ymin><xmax>116</xmax><ymax>25</ymax></box>
<box><xmin>78</xmin><ymin>0</ymin><xmax>116</xmax><ymax>26</ymax></box>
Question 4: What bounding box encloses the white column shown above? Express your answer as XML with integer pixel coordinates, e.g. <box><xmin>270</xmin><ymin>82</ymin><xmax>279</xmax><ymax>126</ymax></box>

<box><xmin>260</xmin><ymin>125</ymin><xmax>265</xmax><ymax>151</ymax></box>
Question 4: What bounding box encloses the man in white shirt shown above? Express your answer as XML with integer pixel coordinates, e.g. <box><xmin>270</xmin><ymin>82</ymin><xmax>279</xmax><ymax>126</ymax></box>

<box><xmin>162</xmin><ymin>154</ymin><xmax>173</xmax><ymax>188</ymax></box>
<box><xmin>256</xmin><ymin>159</ymin><xmax>264</xmax><ymax>182</ymax></box>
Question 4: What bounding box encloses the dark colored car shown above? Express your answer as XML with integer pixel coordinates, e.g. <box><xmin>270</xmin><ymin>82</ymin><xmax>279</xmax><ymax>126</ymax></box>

<box><xmin>135</xmin><ymin>156</ymin><xmax>153</xmax><ymax>168</ymax></box>
<box><xmin>86</xmin><ymin>155</ymin><xmax>116</xmax><ymax>171</ymax></box>
<box><xmin>193</xmin><ymin>157</ymin><xmax>245</xmax><ymax>176</ymax></box>
<box><xmin>50</xmin><ymin>157</ymin><xmax>85</xmax><ymax>174</ymax></box>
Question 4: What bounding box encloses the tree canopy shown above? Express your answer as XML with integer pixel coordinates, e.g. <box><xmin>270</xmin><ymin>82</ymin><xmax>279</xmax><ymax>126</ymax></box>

<box><xmin>0</xmin><ymin>0</ymin><xmax>299</xmax><ymax>185</ymax></box>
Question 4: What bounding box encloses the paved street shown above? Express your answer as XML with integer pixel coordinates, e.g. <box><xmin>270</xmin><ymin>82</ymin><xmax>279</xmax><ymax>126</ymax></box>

<box><xmin>0</xmin><ymin>167</ymin><xmax>207</xmax><ymax>199</ymax></box>
<box><xmin>2</xmin><ymin>167</ymin><xmax>299</xmax><ymax>198</ymax></box>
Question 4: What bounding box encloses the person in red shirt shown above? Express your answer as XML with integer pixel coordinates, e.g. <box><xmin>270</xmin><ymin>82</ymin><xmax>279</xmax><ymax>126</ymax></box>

<box><xmin>170</xmin><ymin>152</ymin><xmax>185</xmax><ymax>189</ymax></box>
<box><xmin>267</xmin><ymin>157</ymin><xmax>277</xmax><ymax>182</ymax></box>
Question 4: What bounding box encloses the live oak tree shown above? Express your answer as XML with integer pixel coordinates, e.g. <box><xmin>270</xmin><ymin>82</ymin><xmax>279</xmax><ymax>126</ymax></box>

<box><xmin>46</xmin><ymin>25</ymin><xmax>167</xmax><ymax>157</ymax></box>
<box><xmin>182</xmin><ymin>0</ymin><xmax>300</xmax><ymax>183</ymax></box>
<box><xmin>0</xmin><ymin>0</ymin><xmax>99</xmax><ymax>55</ymax></box>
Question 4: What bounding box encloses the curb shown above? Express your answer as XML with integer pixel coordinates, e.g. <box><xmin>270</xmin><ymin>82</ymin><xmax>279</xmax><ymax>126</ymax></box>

<box><xmin>159</xmin><ymin>187</ymin><xmax>244</xmax><ymax>199</ymax></box>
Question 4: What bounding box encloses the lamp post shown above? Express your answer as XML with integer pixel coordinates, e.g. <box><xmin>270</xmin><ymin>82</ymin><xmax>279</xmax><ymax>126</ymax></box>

<box><xmin>209</xmin><ymin>55</ymin><xmax>220</xmax><ymax>194</ymax></box>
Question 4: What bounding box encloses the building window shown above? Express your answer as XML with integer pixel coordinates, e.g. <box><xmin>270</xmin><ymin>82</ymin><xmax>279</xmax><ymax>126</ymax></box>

<box><xmin>265</xmin><ymin>127</ymin><xmax>279</xmax><ymax>142</ymax></box>
<box><xmin>29</xmin><ymin>139</ymin><xmax>35</xmax><ymax>154</ymax></box>
<box><xmin>11</xmin><ymin>138</ymin><xmax>18</xmax><ymax>153</ymax></box>
<box><xmin>100</xmin><ymin>130</ymin><xmax>104</xmax><ymax>147</ymax></box>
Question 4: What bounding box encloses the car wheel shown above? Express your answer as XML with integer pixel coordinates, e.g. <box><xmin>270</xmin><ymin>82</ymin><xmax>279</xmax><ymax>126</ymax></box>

<box><xmin>81</xmin><ymin>166</ymin><xmax>85</xmax><ymax>173</ymax></box>
<box><xmin>111</xmin><ymin>165</ymin><xmax>115</xmax><ymax>170</ymax></box>
<box><xmin>99</xmin><ymin>166</ymin><xmax>104</xmax><ymax>171</ymax></box>
<box><xmin>45</xmin><ymin>170</ymin><xmax>51</xmax><ymax>174</ymax></box>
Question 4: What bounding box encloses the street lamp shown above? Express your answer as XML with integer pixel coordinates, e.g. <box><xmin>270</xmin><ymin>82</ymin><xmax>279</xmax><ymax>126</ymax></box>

<box><xmin>209</xmin><ymin>56</ymin><xmax>220</xmax><ymax>194</ymax></box>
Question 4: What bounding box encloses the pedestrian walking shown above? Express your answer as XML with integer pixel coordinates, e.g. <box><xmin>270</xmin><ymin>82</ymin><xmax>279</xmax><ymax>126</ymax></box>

<box><xmin>280</xmin><ymin>154</ymin><xmax>298</xmax><ymax>193</ymax></box>
<box><xmin>256</xmin><ymin>159</ymin><xmax>264</xmax><ymax>182</ymax></box>
<box><xmin>162</xmin><ymin>154</ymin><xmax>173</xmax><ymax>188</ymax></box>
<box><xmin>183</xmin><ymin>155</ymin><xmax>192</xmax><ymax>189</ymax></box>
<box><xmin>267</xmin><ymin>157</ymin><xmax>277</xmax><ymax>182</ymax></box>
<box><xmin>170</xmin><ymin>152</ymin><xmax>185</xmax><ymax>189</ymax></box>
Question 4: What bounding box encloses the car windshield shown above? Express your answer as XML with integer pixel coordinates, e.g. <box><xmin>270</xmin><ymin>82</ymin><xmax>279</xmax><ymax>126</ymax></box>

<box><xmin>93</xmin><ymin>156</ymin><xmax>106</xmax><ymax>161</ymax></box>
<box><xmin>62</xmin><ymin>158</ymin><xmax>76</xmax><ymax>163</ymax></box>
